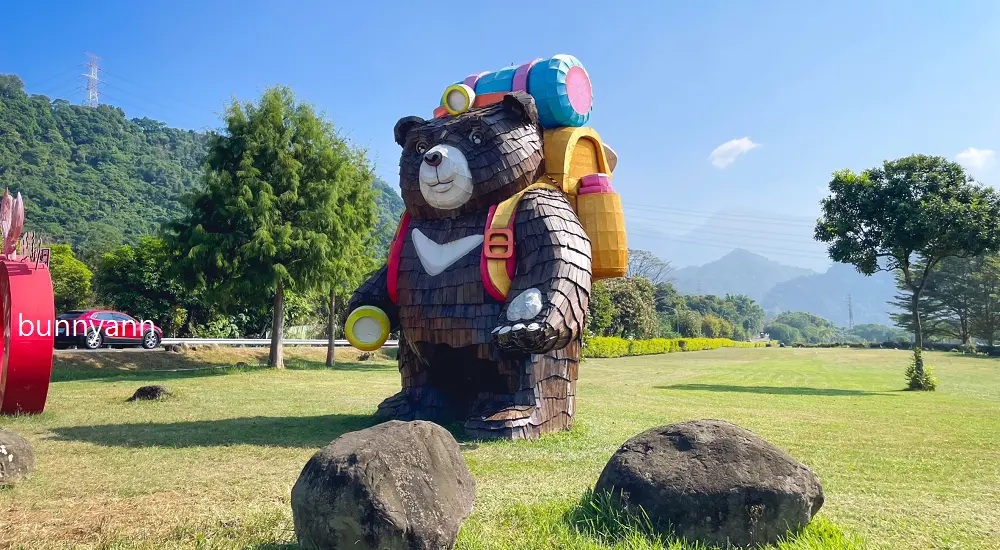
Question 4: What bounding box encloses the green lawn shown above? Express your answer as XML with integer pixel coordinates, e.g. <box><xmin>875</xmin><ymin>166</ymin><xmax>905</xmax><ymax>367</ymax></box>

<box><xmin>1</xmin><ymin>346</ymin><xmax>998</xmax><ymax>549</ymax></box>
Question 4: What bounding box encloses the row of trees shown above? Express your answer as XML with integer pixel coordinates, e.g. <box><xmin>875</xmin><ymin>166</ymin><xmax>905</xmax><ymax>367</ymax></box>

<box><xmin>890</xmin><ymin>254</ymin><xmax>1000</xmax><ymax>346</ymax></box>
<box><xmin>46</xmin><ymin>86</ymin><xmax>382</xmax><ymax>369</ymax></box>
<box><xmin>588</xmin><ymin>251</ymin><xmax>767</xmax><ymax>342</ymax></box>
<box><xmin>764</xmin><ymin>311</ymin><xmax>908</xmax><ymax>346</ymax></box>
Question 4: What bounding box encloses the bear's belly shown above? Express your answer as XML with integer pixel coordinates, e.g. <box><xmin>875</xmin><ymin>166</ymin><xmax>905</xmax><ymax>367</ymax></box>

<box><xmin>396</xmin><ymin>213</ymin><xmax>501</xmax><ymax>353</ymax></box>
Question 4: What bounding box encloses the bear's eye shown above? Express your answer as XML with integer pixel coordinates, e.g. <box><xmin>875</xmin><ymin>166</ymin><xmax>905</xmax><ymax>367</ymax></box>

<box><xmin>468</xmin><ymin>129</ymin><xmax>484</xmax><ymax>145</ymax></box>
<box><xmin>414</xmin><ymin>141</ymin><xmax>428</xmax><ymax>154</ymax></box>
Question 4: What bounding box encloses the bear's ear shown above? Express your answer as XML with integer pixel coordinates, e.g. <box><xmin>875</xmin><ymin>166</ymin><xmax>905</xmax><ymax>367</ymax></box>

<box><xmin>394</xmin><ymin>116</ymin><xmax>424</xmax><ymax>147</ymax></box>
<box><xmin>502</xmin><ymin>92</ymin><xmax>539</xmax><ymax>126</ymax></box>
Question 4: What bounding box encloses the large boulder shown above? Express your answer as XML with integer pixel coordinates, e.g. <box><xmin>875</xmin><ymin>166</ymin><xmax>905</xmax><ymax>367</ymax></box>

<box><xmin>594</xmin><ymin>419</ymin><xmax>823</xmax><ymax>548</ymax></box>
<box><xmin>291</xmin><ymin>420</ymin><xmax>475</xmax><ymax>550</ymax></box>
<box><xmin>0</xmin><ymin>429</ymin><xmax>35</xmax><ymax>485</ymax></box>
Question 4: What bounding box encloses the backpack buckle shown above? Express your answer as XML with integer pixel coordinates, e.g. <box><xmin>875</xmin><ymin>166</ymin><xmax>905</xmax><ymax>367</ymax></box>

<box><xmin>484</xmin><ymin>228</ymin><xmax>514</xmax><ymax>259</ymax></box>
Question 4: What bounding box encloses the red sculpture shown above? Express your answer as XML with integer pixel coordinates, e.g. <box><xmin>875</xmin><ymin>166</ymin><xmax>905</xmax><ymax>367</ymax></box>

<box><xmin>0</xmin><ymin>191</ymin><xmax>55</xmax><ymax>415</ymax></box>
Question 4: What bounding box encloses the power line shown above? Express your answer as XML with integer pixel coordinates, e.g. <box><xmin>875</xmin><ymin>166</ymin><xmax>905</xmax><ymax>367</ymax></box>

<box><xmin>627</xmin><ymin>214</ymin><xmax>821</xmax><ymax>243</ymax></box>
<box><xmin>628</xmin><ymin>227</ymin><xmax>831</xmax><ymax>260</ymax></box>
<box><xmin>624</xmin><ymin>202</ymin><xmax>819</xmax><ymax>227</ymax></box>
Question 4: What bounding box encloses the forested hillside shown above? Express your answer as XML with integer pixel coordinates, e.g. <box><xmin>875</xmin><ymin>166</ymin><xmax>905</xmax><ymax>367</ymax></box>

<box><xmin>0</xmin><ymin>74</ymin><xmax>403</xmax><ymax>260</ymax></box>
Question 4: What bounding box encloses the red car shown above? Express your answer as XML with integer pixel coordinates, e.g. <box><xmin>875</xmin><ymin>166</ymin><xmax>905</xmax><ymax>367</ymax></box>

<box><xmin>54</xmin><ymin>309</ymin><xmax>163</xmax><ymax>350</ymax></box>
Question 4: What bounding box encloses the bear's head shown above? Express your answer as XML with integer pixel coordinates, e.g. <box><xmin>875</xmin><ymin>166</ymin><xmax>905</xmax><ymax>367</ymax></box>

<box><xmin>393</xmin><ymin>92</ymin><xmax>545</xmax><ymax>219</ymax></box>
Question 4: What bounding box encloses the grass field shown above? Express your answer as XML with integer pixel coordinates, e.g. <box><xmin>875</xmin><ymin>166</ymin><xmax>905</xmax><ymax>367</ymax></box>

<box><xmin>1</xmin><ymin>346</ymin><xmax>998</xmax><ymax>549</ymax></box>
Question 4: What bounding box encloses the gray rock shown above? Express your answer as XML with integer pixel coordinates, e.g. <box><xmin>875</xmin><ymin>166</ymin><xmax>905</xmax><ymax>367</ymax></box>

<box><xmin>594</xmin><ymin>419</ymin><xmax>824</xmax><ymax>548</ymax></box>
<box><xmin>0</xmin><ymin>430</ymin><xmax>35</xmax><ymax>485</ymax></box>
<box><xmin>291</xmin><ymin>420</ymin><xmax>475</xmax><ymax>550</ymax></box>
<box><xmin>127</xmin><ymin>385</ymin><xmax>171</xmax><ymax>401</ymax></box>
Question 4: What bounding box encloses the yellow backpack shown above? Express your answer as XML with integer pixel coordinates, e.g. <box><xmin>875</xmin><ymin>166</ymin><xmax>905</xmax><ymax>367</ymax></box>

<box><xmin>480</xmin><ymin>126</ymin><xmax>628</xmax><ymax>301</ymax></box>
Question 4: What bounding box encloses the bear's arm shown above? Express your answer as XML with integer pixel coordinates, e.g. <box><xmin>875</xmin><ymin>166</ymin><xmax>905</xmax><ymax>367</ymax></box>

<box><xmin>493</xmin><ymin>188</ymin><xmax>592</xmax><ymax>354</ymax></box>
<box><xmin>347</xmin><ymin>264</ymin><xmax>400</xmax><ymax>331</ymax></box>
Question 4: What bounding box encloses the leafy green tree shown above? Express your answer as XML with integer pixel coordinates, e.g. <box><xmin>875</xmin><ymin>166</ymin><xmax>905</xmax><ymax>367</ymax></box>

<box><xmin>765</xmin><ymin>322</ymin><xmax>801</xmax><ymax>345</ymax></box>
<box><xmin>848</xmin><ymin>324</ymin><xmax>910</xmax><ymax>343</ymax></box>
<box><xmin>166</xmin><ymin>86</ymin><xmax>377</xmax><ymax>368</ymax></box>
<box><xmin>94</xmin><ymin>236</ymin><xmax>191</xmax><ymax>336</ymax></box>
<box><xmin>815</xmin><ymin>155</ymin><xmax>1000</xmax><ymax>389</ymax></box>
<box><xmin>927</xmin><ymin>257</ymin><xmax>976</xmax><ymax>343</ymax></box>
<box><xmin>603</xmin><ymin>277</ymin><xmax>659</xmax><ymax>339</ymax></box>
<box><xmin>586</xmin><ymin>280</ymin><xmax>614</xmax><ymax>336</ymax></box>
<box><xmin>49</xmin><ymin>244</ymin><xmax>92</xmax><ymax>312</ymax></box>
<box><xmin>970</xmin><ymin>254</ymin><xmax>1000</xmax><ymax>345</ymax></box>
<box><xmin>768</xmin><ymin>311</ymin><xmax>842</xmax><ymax>343</ymax></box>
<box><xmin>676</xmin><ymin>310</ymin><xmax>702</xmax><ymax>337</ymax></box>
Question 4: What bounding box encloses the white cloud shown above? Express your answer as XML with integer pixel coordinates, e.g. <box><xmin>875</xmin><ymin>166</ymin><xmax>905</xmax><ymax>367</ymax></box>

<box><xmin>709</xmin><ymin>137</ymin><xmax>759</xmax><ymax>169</ymax></box>
<box><xmin>955</xmin><ymin>147</ymin><xmax>996</xmax><ymax>172</ymax></box>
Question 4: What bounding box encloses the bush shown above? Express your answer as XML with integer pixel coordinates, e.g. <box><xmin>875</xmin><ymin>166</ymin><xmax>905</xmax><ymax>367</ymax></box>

<box><xmin>905</xmin><ymin>350</ymin><xmax>938</xmax><ymax>391</ymax></box>
<box><xmin>583</xmin><ymin>336</ymin><xmax>771</xmax><ymax>358</ymax></box>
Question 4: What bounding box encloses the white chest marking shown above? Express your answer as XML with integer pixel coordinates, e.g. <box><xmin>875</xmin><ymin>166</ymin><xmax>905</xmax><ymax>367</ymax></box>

<box><xmin>411</xmin><ymin>229</ymin><xmax>484</xmax><ymax>276</ymax></box>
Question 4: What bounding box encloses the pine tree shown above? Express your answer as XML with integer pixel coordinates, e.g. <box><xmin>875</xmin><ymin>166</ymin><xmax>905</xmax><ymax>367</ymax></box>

<box><xmin>167</xmin><ymin>86</ymin><xmax>376</xmax><ymax>368</ymax></box>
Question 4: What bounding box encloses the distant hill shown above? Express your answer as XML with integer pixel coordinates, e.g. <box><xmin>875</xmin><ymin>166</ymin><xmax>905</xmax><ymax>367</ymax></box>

<box><xmin>671</xmin><ymin>249</ymin><xmax>817</xmax><ymax>302</ymax></box>
<box><xmin>762</xmin><ymin>263</ymin><xmax>897</xmax><ymax>326</ymax></box>
<box><xmin>0</xmin><ymin>74</ymin><xmax>403</xmax><ymax>260</ymax></box>
<box><xmin>626</xmin><ymin>208</ymin><xmax>829</xmax><ymax>272</ymax></box>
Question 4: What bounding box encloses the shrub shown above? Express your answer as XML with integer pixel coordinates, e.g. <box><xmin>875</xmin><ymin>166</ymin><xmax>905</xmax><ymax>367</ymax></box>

<box><xmin>905</xmin><ymin>350</ymin><xmax>938</xmax><ymax>391</ymax></box>
<box><xmin>582</xmin><ymin>336</ymin><xmax>771</xmax><ymax>358</ymax></box>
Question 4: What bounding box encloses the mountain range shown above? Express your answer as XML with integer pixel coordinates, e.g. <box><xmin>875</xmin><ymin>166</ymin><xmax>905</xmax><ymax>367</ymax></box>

<box><xmin>671</xmin><ymin>249</ymin><xmax>897</xmax><ymax>326</ymax></box>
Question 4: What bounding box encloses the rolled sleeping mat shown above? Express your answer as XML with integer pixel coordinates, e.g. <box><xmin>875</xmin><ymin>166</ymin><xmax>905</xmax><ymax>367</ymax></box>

<box><xmin>436</xmin><ymin>54</ymin><xmax>593</xmax><ymax>129</ymax></box>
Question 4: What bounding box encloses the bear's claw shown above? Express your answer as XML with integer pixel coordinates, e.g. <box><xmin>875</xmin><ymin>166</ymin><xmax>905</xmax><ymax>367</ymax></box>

<box><xmin>492</xmin><ymin>321</ymin><xmax>555</xmax><ymax>353</ymax></box>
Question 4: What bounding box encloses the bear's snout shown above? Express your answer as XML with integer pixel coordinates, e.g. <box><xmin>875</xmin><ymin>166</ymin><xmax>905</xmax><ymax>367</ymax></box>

<box><xmin>424</xmin><ymin>151</ymin><xmax>443</xmax><ymax>167</ymax></box>
<box><xmin>418</xmin><ymin>144</ymin><xmax>474</xmax><ymax>210</ymax></box>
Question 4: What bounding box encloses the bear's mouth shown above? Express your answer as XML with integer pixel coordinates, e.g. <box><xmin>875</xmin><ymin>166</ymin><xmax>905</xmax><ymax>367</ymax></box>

<box><xmin>425</xmin><ymin>178</ymin><xmax>454</xmax><ymax>191</ymax></box>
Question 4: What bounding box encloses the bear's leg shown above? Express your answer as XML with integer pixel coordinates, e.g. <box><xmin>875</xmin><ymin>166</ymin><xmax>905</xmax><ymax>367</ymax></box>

<box><xmin>377</xmin><ymin>340</ymin><xmax>474</xmax><ymax>423</ymax></box>
<box><xmin>464</xmin><ymin>340</ymin><xmax>581</xmax><ymax>440</ymax></box>
<box><xmin>374</xmin><ymin>336</ymin><xmax>448</xmax><ymax>422</ymax></box>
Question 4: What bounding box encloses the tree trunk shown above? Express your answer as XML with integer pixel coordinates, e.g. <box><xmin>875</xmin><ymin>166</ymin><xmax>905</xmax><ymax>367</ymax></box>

<box><xmin>326</xmin><ymin>288</ymin><xmax>336</xmax><ymax>368</ymax></box>
<box><xmin>911</xmin><ymin>290</ymin><xmax>925</xmax><ymax>376</ymax></box>
<box><xmin>269</xmin><ymin>280</ymin><xmax>285</xmax><ymax>369</ymax></box>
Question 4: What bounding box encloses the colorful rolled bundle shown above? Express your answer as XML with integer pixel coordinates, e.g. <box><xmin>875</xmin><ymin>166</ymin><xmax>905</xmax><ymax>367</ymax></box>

<box><xmin>436</xmin><ymin>54</ymin><xmax>593</xmax><ymax>129</ymax></box>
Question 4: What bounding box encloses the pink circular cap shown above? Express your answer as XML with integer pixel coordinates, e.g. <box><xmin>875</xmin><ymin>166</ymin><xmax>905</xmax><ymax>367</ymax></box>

<box><xmin>565</xmin><ymin>65</ymin><xmax>593</xmax><ymax>115</ymax></box>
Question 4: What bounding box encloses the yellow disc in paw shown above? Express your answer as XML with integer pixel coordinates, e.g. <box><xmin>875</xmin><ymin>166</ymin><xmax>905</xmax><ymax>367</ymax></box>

<box><xmin>345</xmin><ymin>306</ymin><xmax>390</xmax><ymax>352</ymax></box>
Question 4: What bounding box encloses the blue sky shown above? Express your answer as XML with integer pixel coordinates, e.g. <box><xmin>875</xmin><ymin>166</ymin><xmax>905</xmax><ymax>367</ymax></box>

<box><xmin>4</xmin><ymin>1</ymin><xmax>1000</xmax><ymax>270</ymax></box>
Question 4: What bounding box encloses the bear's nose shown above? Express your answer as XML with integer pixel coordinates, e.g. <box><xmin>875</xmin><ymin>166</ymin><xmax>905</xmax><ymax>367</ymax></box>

<box><xmin>424</xmin><ymin>151</ymin><xmax>443</xmax><ymax>167</ymax></box>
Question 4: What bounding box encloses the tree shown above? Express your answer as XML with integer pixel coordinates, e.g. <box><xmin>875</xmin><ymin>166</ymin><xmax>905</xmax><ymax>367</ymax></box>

<box><xmin>603</xmin><ymin>277</ymin><xmax>659</xmax><ymax>339</ymax></box>
<box><xmin>907</xmin><ymin>256</ymin><xmax>979</xmax><ymax>344</ymax></box>
<box><xmin>848</xmin><ymin>323</ymin><xmax>910</xmax><ymax>343</ymax></box>
<box><xmin>586</xmin><ymin>280</ymin><xmax>614</xmax><ymax>336</ymax></box>
<box><xmin>95</xmin><ymin>236</ymin><xmax>189</xmax><ymax>335</ymax></box>
<box><xmin>970</xmin><ymin>254</ymin><xmax>1000</xmax><ymax>345</ymax></box>
<box><xmin>765</xmin><ymin>323</ymin><xmax>801</xmax><ymax>345</ymax></box>
<box><xmin>166</xmin><ymin>86</ymin><xmax>377</xmax><ymax>368</ymax></box>
<box><xmin>815</xmin><ymin>155</ymin><xmax>1000</xmax><ymax>390</ymax></box>
<box><xmin>767</xmin><ymin>311</ymin><xmax>841</xmax><ymax>343</ymax></box>
<box><xmin>627</xmin><ymin>249</ymin><xmax>672</xmax><ymax>283</ymax></box>
<box><xmin>49</xmin><ymin>244</ymin><xmax>92</xmax><ymax>312</ymax></box>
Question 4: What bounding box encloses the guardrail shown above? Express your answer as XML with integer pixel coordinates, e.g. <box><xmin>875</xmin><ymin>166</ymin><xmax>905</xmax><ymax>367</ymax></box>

<box><xmin>160</xmin><ymin>338</ymin><xmax>399</xmax><ymax>348</ymax></box>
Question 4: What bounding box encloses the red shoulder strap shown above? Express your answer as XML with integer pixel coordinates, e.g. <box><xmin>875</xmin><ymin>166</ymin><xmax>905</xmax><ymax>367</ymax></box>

<box><xmin>387</xmin><ymin>212</ymin><xmax>411</xmax><ymax>305</ymax></box>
